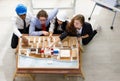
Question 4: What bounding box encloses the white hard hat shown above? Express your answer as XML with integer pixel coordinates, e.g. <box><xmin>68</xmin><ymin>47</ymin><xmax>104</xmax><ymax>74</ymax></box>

<box><xmin>57</xmin><ymin>11</ymin><xmax>67</xmax><ymax>22</ymax></box>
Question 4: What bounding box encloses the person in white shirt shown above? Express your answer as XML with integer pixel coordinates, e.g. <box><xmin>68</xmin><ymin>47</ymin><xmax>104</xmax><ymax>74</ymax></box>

<box><xmin>11</xmin><ymin>4</ymin><xmax>33</xmax><ymax>49</ymax></box>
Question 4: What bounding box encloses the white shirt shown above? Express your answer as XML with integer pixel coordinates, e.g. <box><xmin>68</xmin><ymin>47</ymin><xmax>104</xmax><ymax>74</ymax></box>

<box><xmin>12</xmin><ymin>12</ymin><xmax>33</xmax><ymax>37</ymax></box>
<box><xmin>49</xmin><ymin>17</ymin><xmax>56</xmax><ymax>32</ymax></box>
<box><xmin>77</xmin><ymin>27</ymin><xmax>83</xmax><ymax>35</ymax></box>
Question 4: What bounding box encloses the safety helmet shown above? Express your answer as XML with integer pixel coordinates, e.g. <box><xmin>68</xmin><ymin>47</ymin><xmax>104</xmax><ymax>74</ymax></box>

<box><xmin>15</xmin><ymin>4</ymin><xmax>27</xmax><ymax>15</ymax></box>
<box><xmin>57</xmin><ymin>11</ymin><xmax>67</xmax><ymax>22</ymax></box>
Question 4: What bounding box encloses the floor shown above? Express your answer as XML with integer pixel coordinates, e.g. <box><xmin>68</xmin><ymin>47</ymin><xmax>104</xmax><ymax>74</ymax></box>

<box><xmin>0</xmin><ymin>0</ymin><xmax>120</xmax><ymax>81</ymax></box>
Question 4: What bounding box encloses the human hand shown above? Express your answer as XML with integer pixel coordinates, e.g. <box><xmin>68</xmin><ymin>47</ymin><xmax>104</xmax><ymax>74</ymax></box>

<box><xmin>42</xmin><ymin>31</ymin><xmax>49</xmax><ymax>36</ymax></box>
<box><xmin>22</xmin><ymin>36</ymin><xmax>28</xmax><ymax>46</ymax></box>
<box><xmin>49</xmin><ymin>33</ymin><xmax>53</xmax><ymax>38</ymax></box>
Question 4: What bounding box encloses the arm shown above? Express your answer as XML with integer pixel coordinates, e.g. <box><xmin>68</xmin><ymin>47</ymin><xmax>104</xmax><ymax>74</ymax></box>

<box><xmin>59</xmin><ymin>31</ymin><xmax>68</xmax><ymax>40</ymax></box>
<box><xmin>13</xmin><ymin>24</ymin><xmax>22</xmax><ymax>38</ymax></box>
<box><xmin>48</xmin><ymin>8</ymin><xmax>58</xmax><ymax>21</ymax></box>
<box><xmin>29</xmin><ymin>18</ymin><xmax>43</xmax><ymax>36</ymax></box>
<box><xmin>12</xmin><ymin>17</ymin><xmax>28</xmax><ymax>45</ymax></box>
<box><xmin>81</xmin><ymin>22</ymin><xmax>93</xmax><ymax>39</ymax></box>
<box><xmin>49</xmin><ymin>18</ymin><xmax>56</xmax><ymax>37</ymax></box>
<box><xmin>49</xmin><ymin>31</ymin><xmax>68</xmax><ymax>47</ymax></box>
<box><xmin>12</xmin><ymin>17</ymin><xmax>22</xmax><ymax>37</ymax></box>
<box><xmin>85</xmin><ymin>23</ymin><xmax>93</xmax><ymax>38</ymax></box>
<box><xmin>81</xmin><ymin>34</ymin><xmax>89</xmax><ymax>39</ymax></box>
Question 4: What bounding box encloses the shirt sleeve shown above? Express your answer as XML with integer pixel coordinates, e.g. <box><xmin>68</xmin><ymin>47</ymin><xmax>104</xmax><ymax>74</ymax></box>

<box><xmin>12</xmin><ymin>17</ymin><xmax>22</xmax><ymax>38</ymax></box>
<box><xmin>13</xmin><ymin>25</ymin><xmax>22</xmax><ymax>38</ymax></box>
<box><xmin>59</xmin><ymin>31</ymin><xmax>68</xmax><ymax>40</ymax></box>
<box><xmin>48</xmin><ymin>8</ymin><xmax>58</xmax><ymax>21</ymax></box>
<box><xmin>86</xmin><ymin>23</ymin><xmax>93</xmax><ymax>36</ymax></box>
<box><xmin>27</xmin><ymin>12</ymin><xmax>34</xmax><ymax>19</ymax></box>
<box><xmin>49</xmin><ymin>18</ymin><xmax>56</xmax><ymax>32</ymax></box>
<box><xmin>29</xmin><ymin>18</ymin><xmax>43</xmax><ymax>36</ymax></box>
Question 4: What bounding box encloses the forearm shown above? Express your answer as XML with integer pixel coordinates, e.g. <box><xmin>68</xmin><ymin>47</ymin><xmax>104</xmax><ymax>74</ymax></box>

<box><xmin>13</xmin><ymin>26</ymin><xmax>22</xmax><ymax>38</ymax></box>
<box><xmin>29</xmin><ymin>31</ymin><xmax>43</xmax><ymax>36</ymax></box>
<box><xmin>49</xmin><ymin>18</ymin><xmax>55</xmax><ymax>33</ymax></box>
<box><xmin>49</xmin><ymin>31</ymin><xmax>68</xmax><ymax>47</ymax></box>
<box><xmin>48</xmin><ymin>8</ymin><xmax>58</xmax><ymax>20</ymax></box>
<box><xmin>29</xmin><ymin>23</ymin><xmax>43</xmax><ymax>36</ymax></box>
<box><xmin>81</xmin><ymin>34</ymin><xmax>89</xmax><ymax>39</ymax></box>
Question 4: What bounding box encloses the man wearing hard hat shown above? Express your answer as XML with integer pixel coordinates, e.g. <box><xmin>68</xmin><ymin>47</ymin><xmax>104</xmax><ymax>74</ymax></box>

<box><xmin>11</xmin><ymin>4</ymin><xmax>33</xmax><ymax>49</ymax></box>
<box><xmin>49</xmin><ymin>11</ymin><xmax>69</xmax><ymax>37</ymax></box>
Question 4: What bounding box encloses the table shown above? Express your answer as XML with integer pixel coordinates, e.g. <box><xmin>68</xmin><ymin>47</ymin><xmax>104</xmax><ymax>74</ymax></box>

<box><xmin>88</xmin><ymin>0</ymin><xmax>120</xmax><ymax>29</ymax></box>
<box><xmin>13</xmin><ymin>35</ymin><xmax>84</xmax><ymax>81</ymax></box>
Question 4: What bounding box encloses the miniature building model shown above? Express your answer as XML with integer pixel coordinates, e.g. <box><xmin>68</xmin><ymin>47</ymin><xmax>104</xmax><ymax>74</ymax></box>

<box><xmin>18</xmin><ymin>36</ymin><xmax>78</xmax><ymax>61</ymax></box>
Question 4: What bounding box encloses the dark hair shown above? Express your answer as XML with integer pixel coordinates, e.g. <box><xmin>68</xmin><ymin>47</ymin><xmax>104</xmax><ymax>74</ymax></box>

<box><xmin>37</xmin><ymin>9</ymin><xmax>48</xmax><ymax>19</ymax></box>
<box><xmin>66</xmin><ymin>14</ymin><xmax>85</xmax><ymax>35</ymax></box>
